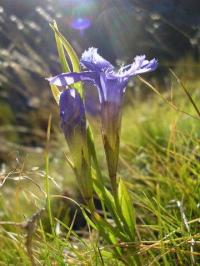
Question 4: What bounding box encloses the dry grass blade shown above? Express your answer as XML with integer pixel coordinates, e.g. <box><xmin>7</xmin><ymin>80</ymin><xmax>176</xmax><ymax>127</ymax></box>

<box><xmin>138</xmin><ymin>76</ymin><xmax>200</xmax><ymax>120</ymax></box>
<box><xmin>170</xmin><ymin>68</ymin><xmax>200</xmax><ymax>118</ymax></box>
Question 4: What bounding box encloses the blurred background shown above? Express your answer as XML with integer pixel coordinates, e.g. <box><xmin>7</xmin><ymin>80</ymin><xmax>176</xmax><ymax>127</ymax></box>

<box><xmin>0</xmin><ymin>0</ymin><xmax>200</xmax><ymax>200</ymax></box>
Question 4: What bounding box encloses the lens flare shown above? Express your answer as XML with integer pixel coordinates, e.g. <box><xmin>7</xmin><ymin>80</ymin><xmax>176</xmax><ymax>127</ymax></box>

<box><xmin>70</xmin><ymin>17</ymin><xmax>91</xmax><ymax>31</ymax></box>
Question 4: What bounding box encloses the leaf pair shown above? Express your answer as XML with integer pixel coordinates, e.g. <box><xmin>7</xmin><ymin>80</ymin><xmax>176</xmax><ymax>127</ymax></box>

<box><xmin>49</xmin><ymin>21</ymin><xmax>83</xmax><ymax>104</ymax></box>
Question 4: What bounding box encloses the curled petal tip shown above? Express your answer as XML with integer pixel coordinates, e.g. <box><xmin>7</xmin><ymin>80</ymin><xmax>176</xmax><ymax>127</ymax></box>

<box><xmin>149</xmin><ymin>58</ymin><xmax>158</xmax><ymax>71</ymax></box>
<box><xmin>81</xmin><ymin>47</ymin><xmax>114</xmax><ymax>72</ymax></box>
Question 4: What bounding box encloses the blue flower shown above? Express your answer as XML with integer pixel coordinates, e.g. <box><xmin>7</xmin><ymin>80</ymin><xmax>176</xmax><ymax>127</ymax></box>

<box><xmin>59</xmin><ymin>88</ymin><xmax>93</xmax><ymax>202</ymax></box>
<box><xmin>47</xmin><ymin>48</ymin><xmax>157</xmax><ymax>104</ymax></box>
<box><xmin>47</xmin><ymin>48</ymin><xmax>158</xmax><ymax>189</ymax></box>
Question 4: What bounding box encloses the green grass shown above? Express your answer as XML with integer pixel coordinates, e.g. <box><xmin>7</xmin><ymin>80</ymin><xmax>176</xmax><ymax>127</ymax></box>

<box><xmin>0</xmin><ymin>72</ymin><xmax>200</xmax><ymax>265</ymax></box>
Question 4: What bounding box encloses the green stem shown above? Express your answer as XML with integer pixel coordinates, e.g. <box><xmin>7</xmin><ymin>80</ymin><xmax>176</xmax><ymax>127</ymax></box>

<box><xmin>87</xmin><ymin>197</ymin><xmax>96</xmax><ymax>214</ymax></box>
<box><xmin>45</xmin><ymin>115</ymin><xmax>54</xmax><ymax>236</ymax></box>
<box><xmin>45</xmin><ymin>151</ymin><xmax>54</xmax><ymax>234</ymax></box>
<box><xmin>111</xmin><ymin>175</ymin><xmax>117</xmax><ymax>199</ymax></box>
<box><xmin>87</xmin><ymin>126</ymin><xmax>103</xmax><ymax>183</ymax></box>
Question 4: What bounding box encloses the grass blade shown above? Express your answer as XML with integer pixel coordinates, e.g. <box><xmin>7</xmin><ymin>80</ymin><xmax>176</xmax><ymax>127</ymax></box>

<box><xmin>118</xmin><ymin>179</ymin><xmax>135</xmax><ymax>240</ymax></box>
<box><xmin>170</xmin><ymin>69</ymin><xmax>200</xmax><ymax>118</ymax></box>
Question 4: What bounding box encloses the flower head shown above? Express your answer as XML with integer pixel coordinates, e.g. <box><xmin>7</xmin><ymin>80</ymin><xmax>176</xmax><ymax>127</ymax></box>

<box><xmin>47</xmin><ymin>48</ymin><xmax>157</xmax><ymax>104</ymax></box>
<box><xmin>47</xmin><ymin>48</ymin><xmax>158</xmax><ymax>190</ymax></box>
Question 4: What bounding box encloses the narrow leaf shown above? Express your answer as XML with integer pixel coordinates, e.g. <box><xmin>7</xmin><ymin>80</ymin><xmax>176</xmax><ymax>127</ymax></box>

<box><xmin>50</xmin><ymin>84</ymin><xmax>61</xmax><ymax>105</ymax></box>
<box><xmin>53</xmin><ymin>20</ymin><xmax>71</xmax><ymax>73</ymax></box>
<box><xmin>118</xmin><ymin>179</ymin><xmax>135</xmax><ymax>240</ymax></box>
<box><xmin>92</xmin><ymin>175</ymin><xmax>126</xmax><ymax>235</ymax></box>
<box><xmin>50</xmin><ymin>23</ymin><xmax>83</xmax><ymax>96</ymax></box>
<box><xmin>50</xmin><ymin>24</ymin><xmax>80</xmax><ymax>72</ymax></box>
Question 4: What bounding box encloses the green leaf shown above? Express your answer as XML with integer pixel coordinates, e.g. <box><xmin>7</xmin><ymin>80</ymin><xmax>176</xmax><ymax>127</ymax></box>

<box><xmin>50</xmin><ymin>84</ymin><xmax>61</xmax><ymax>105</ymax></box>
<box><xmin>92</xmin><ymin>212</ymin><xmax>122</xmax><ymax>256</ymax></box>
<box><xmin>92</xmin><ymin>174</ymin><xmax>127</xmax><ymax>237</ymax></box>
<box><xmin>50</xmin><ymin>24</ymin><xmax>80</xmax><ymax>72</ymax></box>
<box><xmin>51</xmin><ymin>25</ymin><xmax>80</xmax><ymax>72</ymax></box>
<box><xmin>53</xmin><ymin>21</ymin><xmax>70</xmax><ymax>73</ymax></box>
<box><xmin>81</xmin><ymin>207</ymin><xmax>122</xmax><ymax>256</ymax></box>
<box><xmin>80</xmin><ymin>207</ymin><xmax>97</xmax><ymax>230</ymax></box>
<box><xmin>50</xmin><ymin>22</ymin><xmax>83</xmax><ymax>97</ymax></box>
<box><xmin>118</xmin><ymin>179</ymin><xmax>135</xmax><ymax>240</ymax></box>
<box><xmin>87</xmin><ymin>127</ymin><xmax>103</xmax><ymax>182</ymax></box>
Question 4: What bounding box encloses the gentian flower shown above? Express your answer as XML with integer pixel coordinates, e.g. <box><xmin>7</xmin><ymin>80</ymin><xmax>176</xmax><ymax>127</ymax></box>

<box><xmin>47</xmin><ymin>48</ymin><xmax>158</xmax><ymax>192</ymax></box>
<box><xmin>59</xmin><ymin>88</ymin><xmax>93</xmax><ymax>203</ymax></box>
